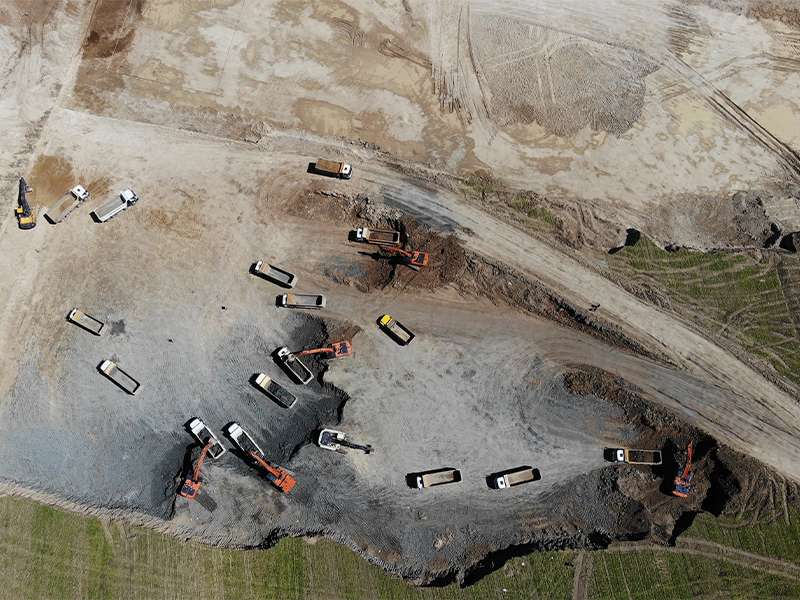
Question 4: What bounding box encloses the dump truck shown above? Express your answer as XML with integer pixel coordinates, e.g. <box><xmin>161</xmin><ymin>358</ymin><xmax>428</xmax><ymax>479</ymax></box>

<box><xmin>91</xmin><ymin>189</ymin><xmax>138</xmax><ymax>222</ymax></box>
<box><xmin>225</xmin><ymin>422</ymin><xmax>296</xmax><ymax>493</ymax></box>
<box><xmin>314</xmin><ymin>158</ymin><xmax>353</xmax><ymax>179</ymax></box>
<box><xmin>254</xmin><ymin>374</ymin><xmax>297</xmax><ymax>408</ymax></box>
<box><xmin>378</xmin><ymin>314</ymin><xmax>415</xmax><ymax>345</ymax></box>
<box><xmin>98</xmin><ymin>360</ymin><xmax>142</xmax><ymax>395</ymax></box>
<box><xmin>276</xmin><ymin>347</ymin><xmax>313</xmax><ymax>385</ymax></box>
<box><xmin>317</xmin><ymin>429</ymin><xmax>373</xmax><ymax>454</ymax></box>
<box><xmin>415</xmin><ymin>468</ymin><xmax>462</xmax><ymax>489</ymax></box>
<box><xmin>45</xmin><ymin>185</ymin><xmax>89</xmax><ymax>224</ymax></box>
<box><xmin>186</xmin><ymin>417</ymin><xmax>226</xmax><ymax>459</ymax></box>
<box><xmin>254</xmin><ymin>262</ymin><xmax>296</xmax><ymax>288</ymax></box>
<box><xmin>67</xmin><ymin>308</ymin><xmax>106</xmax><ymax>336</ymax></box>
<box><xmin>279</xmin><ymin>294</ymin><xmax>326</xmax><ymax>310</ymax></box>
<box><xmin>605</xmin><ymin>448</ymin><xmax>663</xmax><ymax>465</ymax></box>
<box><xmin>494</xmin><ymin>467</ymin><xmax>538</xmax><ymax>489</ymax></box>
<box><xmin>224</xmin><ymin>422</ymin><xmax>264</xmax><ymax>456</ymax></box>
<box><xmin>355</xmin><ymin>227</ymin><xmax>400</xmax><ymax>245</ymax></box>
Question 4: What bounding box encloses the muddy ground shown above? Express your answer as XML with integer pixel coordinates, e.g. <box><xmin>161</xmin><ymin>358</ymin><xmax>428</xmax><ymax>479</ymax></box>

<box><xmin>1</xmin><ymin>0</ymin><xmax>800</xmax><ymax>587</ymax></box>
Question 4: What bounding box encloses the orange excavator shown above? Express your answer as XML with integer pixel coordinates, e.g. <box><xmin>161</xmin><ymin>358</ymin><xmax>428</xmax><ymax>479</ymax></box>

<box><xmin>673</xmin><ymin>441</ymin><xmax>695</xmax><ymax>498</ymax></box>
<box><xmin>224</xmin><ymin>422</ymin><xmax>296</xmax><ymax>494</ymax></box>
<box><xmin>180</xmin><ymin>442</ymin><xmax>213</xmax><ymax>499</ymax></box>
<box><xmin>249</xmin><ymin>451</ymin><xmax>296</xmax><ymax>493</ymax></box>
<box><xmin>379</xmin><ymin>245</ymin><xmax>429</xmax><ymax>268</ymax></box>
<box><xmin>293</xmin><ymin>341</ymin><xmax>352</xmax><ymax>359</ymax></box>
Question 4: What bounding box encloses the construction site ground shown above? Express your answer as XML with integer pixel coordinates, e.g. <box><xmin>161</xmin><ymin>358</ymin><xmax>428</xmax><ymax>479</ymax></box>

<box><xmin>2</xmin><ymin>0</ymin><xmax>800</xmax><ymax>590</ymax></box>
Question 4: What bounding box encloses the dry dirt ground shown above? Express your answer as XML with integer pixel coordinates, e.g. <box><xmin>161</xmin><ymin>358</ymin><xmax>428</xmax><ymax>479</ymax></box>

<box><xmin>0</xmin><ymin>0</ymin><xmax>799</xmax><ymax>585</ymax></box>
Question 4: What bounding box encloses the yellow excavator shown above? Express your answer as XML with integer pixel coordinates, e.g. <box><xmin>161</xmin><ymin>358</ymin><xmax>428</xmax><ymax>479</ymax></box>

<box><xmin>15</xmin><ymin>178</ymin><xmax>36</xmax><ymax>229</ymax></box>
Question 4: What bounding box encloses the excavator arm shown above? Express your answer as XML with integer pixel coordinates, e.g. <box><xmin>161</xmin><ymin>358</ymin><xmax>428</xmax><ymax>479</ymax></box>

<box><xmin>293</xmin><ymin>341</ymin><xmax>352</xmax><ymax>359</ymax></box>
<box><xmin>249</xmin><ymin>452</ymin><xmax>296</xmax><ymax>493</ymax></box>
<box><xmin>180</xmin><ymin>442</ymin><xmax>213</xmax><ymax>499</ymax></box>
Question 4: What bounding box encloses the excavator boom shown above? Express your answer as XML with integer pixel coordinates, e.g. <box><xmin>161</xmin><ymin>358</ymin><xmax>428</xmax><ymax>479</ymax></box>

<box><xmin>250</xmin><ymin>452</ymin><xmax>296</xmax><ymax>493</ymax></box>
<box><xmin>180</xmin><ymin>442</ymin><xmax>213</xmax><ymax>499</ymax></box>
<box><xmin>379</xmin><ymin>246</ymin><xmax>429</xmax><ymax>267</ymax></box>
<box><xmin>673</xmin><ymin>441</ymin><xmax>694</xmax><ymax>498</ymax></box>
<box><xmin>15</xmin><ymin>177</ymin><xmax>36</xmax><ymax>229</ymax></box>
<box><xmin>294</xmin><ymin>341</ymin><xmax>352</xmax><ymax>359</ymax></box>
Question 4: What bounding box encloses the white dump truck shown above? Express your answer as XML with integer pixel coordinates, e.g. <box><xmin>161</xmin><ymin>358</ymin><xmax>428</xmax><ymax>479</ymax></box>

<box><xmin>605</xmin><ymin>448</ymin><xmax>663</xmax><ymax>465</ymax></box>
<box><xmin>187</xmin><ymin>418</ymin><xmax>227</xmax><ymax>459</ymax></box>
<box><xmin>378</xmin><ymin>314</ymin><xmax>415</xmax><ymax>345</ymax></box>
<box><xmin>494</xmin><ymin>467</ymin><xmax>538</xmax><ymax>489</ymax></box>
<box><xmin>314</xmin><ymin>158</ymin><xmax>352</xmax><ymax>179</ymax></box>
<box><xmin>91</xmin><ymin>189</ymin><xmax>138</xmax><ymax>222</ymax></box>
<box><xmin>98</xmin><ymin>360</ymin><xmax>142</xmax><ymax>395</ymax></box>
<box><xmin>45</xmin><ymin>185</ymin><xmax>90</xmax><ymax>224</ymax></box>
<box><xmin>254</xmin><ymin>262</ymin><xmax>296</xmax><ymax>288</ymax></box>
<box><xmin>276</xmin><ymin>347</ymin><xmax>313</xmax><ymax>385</ymax></box>
<box><xmin>254</xmin><ymin>374</ymin><xmax>297</xmax><ymax>408</ymax></box>
<box><xmin>67</xmin><ymin>309</ymin><xmax>106</xmax><ymax>336</ymax></box>
<box><xmin>279</xmin><ymin>294</ymin><xmax>326</xmax><ymax>310</ymax></box>
<box><xmin>224</xmin><ymin>422</ymin><xmax>264</xmax><ymax>456</ymax></box>
<box><xmin>415</xmin><ymin>468</ymin><xmax>462</xmax><ymax>489</ymax></box>
<box><xmin>355</xmin><ymin>227</ymin><xmax>401</xmax><ymax>245</ymax></box>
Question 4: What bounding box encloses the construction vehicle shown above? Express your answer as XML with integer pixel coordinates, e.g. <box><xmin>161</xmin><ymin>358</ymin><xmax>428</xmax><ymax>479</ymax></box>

<box><xmin>355</xmin><ymin>227</ymin><xmax>400</xmax><ymax>245</ymax></box>
<box><xmin>253</xmin><ymin>262</ymin><xmax>297</xmax><ymax>288</ymax></box>
<box><xmin>415</xmin><ymin>468</ymin><xmax>461</xmax><ymax>489</ymax></box>
<box><xmin>317</xmin><ymin>429</ymin><xmax>373</xmax><ymax>454</ymax></box>
<box><xmin>254</xmin><ymin>374</ymin><xmax>297</xmax><ymax>408</ymax></box>
<box><xmin>180</xmin><ymin>442</ymin><xmax>213</xmax><ymax>499</ymax></box>
<box><xmin>44</xmin><ymin>185</ymin><xmax>89</xmax><ymax>224</ymax></box>
<box><xmin>67</xmin><ymin>309</ymin><xmax>106</xmax><ymax>336</ymax></box>
<box><xmin>378</xmin><ymin>314</ymin><xmax>415</xmax><ymax>345</ymax></box>
<box><xmin>225</xmin><ymin>423</ymin><xmax>296</xmax><ymax>493</ymax></box>
<box><xmin>278</xmin><ymin>293</ymin><xmax>326</xmax><ymax>309</ymax></box>
<box><xmin>379</xmin><ymin>245</ymin><xmax>429</xmax><ymax>268</ymax></box>
<box><xmin>292</xmin><ymin>341</ymin><xmax>352</xmax><ymax>359</ymax></box>
<box><xmin>91</xmin><ymin>189</ymin><xmax>138</xmax><ymax>222</ymax></box>
<box><xmin>604</xmin><ymin>448</ymin><xmax>662</xmax><ymax>465</ymax></box>
<box><xmin>15</xmin><ymin>178</ymin><xmax>36</xmax><ymax>229</ymax></box>
<box><xmin>493</xmin><ymin>467</ymin><xmax>539</xmax><ymax>489</ymax></box>
<box><xmin>314</xmin><ymin>158</ymin><xmax>352</xmax><ymax>179</ymax></box>
<box><xmin>673</xmin><ymin>441</ymin><xmax>695</xmax><ymax>498</ymax></box>
<box><xmin>186</xmin><ymin>418</ymin><xmax>226</xmax><ymax>459</ymax></box>
<box><xmin>98</xmin><ymin>360</ymin><xmax>142</xmax><ymax>395</ymax></box>
<box><xmin>276</xmin><ymin>347</ymin><xmax>314</xmax><ymax>384</ymax></box>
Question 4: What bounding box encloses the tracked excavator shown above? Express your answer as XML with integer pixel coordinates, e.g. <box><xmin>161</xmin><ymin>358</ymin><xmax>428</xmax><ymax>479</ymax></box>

<box><xmin>15</xmin><ymin>178</ymin><xmax>36</xmax><ymax>229</ymax></box>
<box><xmin>379</xmin><ymin>245</ymin><xmax>429</xmax><ymax>268</ymax></box>
<box><xmin>673</xmin><ymin>441</ymin><xmax>695</xmax><ymax>498</ymax></box>
<box><xmin>293</xmin><ymin>341</ymin><xmax>352</xmax><ymax>359</ymax></box>
<box><xmin>225</xmin><ymin>422</ymin><xmax>296</xmax><ymax>493</ymax></box>
<box><xmin>318</xmin><ymin>429</ymin><xmax>373</xmax><ymax>454</ymax></box>
<box><xmin>180</xmin><ymin>442</ymin><xmax>213</xmax><ymax>499</ymax></box>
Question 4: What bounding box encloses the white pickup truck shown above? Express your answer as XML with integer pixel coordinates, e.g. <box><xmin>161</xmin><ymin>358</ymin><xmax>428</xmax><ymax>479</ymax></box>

<box><xmin>91</xmin><ymin>189</ymin><xmax>138</xmax><ymax>222</ymax></box>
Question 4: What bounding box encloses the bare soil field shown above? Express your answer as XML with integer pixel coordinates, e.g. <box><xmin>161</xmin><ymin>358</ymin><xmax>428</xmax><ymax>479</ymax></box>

<box><xmin>1</xmin><ymin>0</ymin><xmax>799</xmax><ymax>587</ymax></box>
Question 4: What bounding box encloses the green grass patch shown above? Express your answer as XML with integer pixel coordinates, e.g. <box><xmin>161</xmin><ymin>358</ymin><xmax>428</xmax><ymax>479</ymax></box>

<box><xmin>604</xmin><ymin>237</ymin><xmax>800</xmax><ymax>384</ymax></box>
<box><xmin>0</xmin><ymin>496</ymin><xmax>574</xmax><ymax>600</ymax></box>
<box><xmin>685</xmin><ymin>505</ymin><xmax>800</xmax><ymax>564</ymax></box>
<box><xmin>588</xmin><ymin>549</ymin><xmax>800</xmax><ymax>599</ymax></box>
